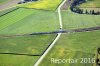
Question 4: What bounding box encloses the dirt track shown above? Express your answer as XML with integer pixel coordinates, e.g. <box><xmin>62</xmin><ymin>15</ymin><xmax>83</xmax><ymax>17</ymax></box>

<box><xmin>0</xmin><ymin>0</ymin><xmax>20</xmax><ymax>10</ymax></box>
<box><xmin>61</xmin><ymin>0</ymin><xmax>73</xmax><ymax>10</ymax></box>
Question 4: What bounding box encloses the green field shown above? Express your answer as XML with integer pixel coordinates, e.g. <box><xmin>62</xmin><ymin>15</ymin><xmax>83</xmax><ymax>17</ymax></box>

<box><xmin>0</xmin><ymin>34</ymin><xmax>57</xmax><ymax>66</ymax></box>
<box><xmin>78</xmin><ymin>0</ymin><xmax>100</xmax><ymax>8</ymax></box>
<box><xmin>19</xmin><ymin>0</ymin><xmax>63</xmax><ymax>10</ymax></box>
<box><xmin>0</xmin><ymin>0</ymin><xmax>61</xmax><ymax>65</ymax></box>
<box><xmin>40</xmin><ymin>49</ymin><xmax>93</xmax><ymax>66</ymax></box>
<box><xmin>0</xmin><ymin>7</ymin><xmax>18</xmax><ymax>16</ymax></box>
<box><xmin>0</xmin><ymin>8</ymin><xmax>59</xmax><ymax>35</ymax></box>
<box><xmin>0</xmin><ymin>0</ymin><xmax>100</xmax><ymax>66</ymax></box>
<box><xmin>0</xmin><ymin>54</ymin><xmax>39</xmax><ymax>66</ymax></box>
<box><xmin>40</xmin><ymin>30</ymin><xmax>100</xmax><ymax>66</ymax></box>
<box><xmin>0</xmin><ymin>0</ymin><xmax>10</xmax><ymax>5</ymax></box>
<box><xmin>0</xmin><ymin>34</ymin><xmax>56</xmax><ymax>55</ymax></box>
<box><xmin>62</xmin><ymin>10</ymin><xmax>100</xmax><ymax>30</ymax></box>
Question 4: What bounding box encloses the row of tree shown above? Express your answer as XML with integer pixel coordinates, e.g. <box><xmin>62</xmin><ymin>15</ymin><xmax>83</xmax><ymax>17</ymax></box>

<box><xmin>85</xmin><ymin>10</ymin><xmax>100</xmax><ymax>15</ymax></box>
<box><xmin>70</xmin><ymin>0</ymin><xmax>100</xmax><ymax>15</ymax></box>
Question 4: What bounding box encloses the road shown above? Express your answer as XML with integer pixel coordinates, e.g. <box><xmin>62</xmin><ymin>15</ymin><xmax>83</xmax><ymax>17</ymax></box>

<box><xmin>34</xmin><ymin>0</ymin><xmax>66</xmax><ymax>66</ymax></box>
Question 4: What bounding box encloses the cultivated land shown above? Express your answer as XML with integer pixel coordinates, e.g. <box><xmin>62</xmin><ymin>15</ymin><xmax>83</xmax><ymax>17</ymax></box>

<box><xmin>0</xmin><ymin>54</ymin><xmax>39</xmax><ymax>66</ymax></box>
<box><xmin>38</xmin><ymin>0</ymin><xmax>100</xmax><ymax>66</ymax></box>
<box><xmin>0</xmin><ymin>34</ymin><xmax>57</xmax><ymax>66</ymax></box>
<box><xmin>62</xmin><ymin>10</ymin><xmax>100</xmax><ymax>30</ymax></box>
<box><xmin>19</xmin><ymin>0</ymin><xmax>63</xmax><ymax>10</ymax></box>
<box><xmin>0</xmin><ymin>8</ymin><xmax>59</xmax><ymax>35</ymax></box>
<box><xmin>0</xmin><ymin>0</ymin><xmax>63</xmax><ymax>66</ymax></box>
<box><xmin>0</xmin><ymin>34</ymin><xmax>56</xmax><ymax>55</ymax></box>
<box><xmin>39</xmin><ymin>30</ymin><xmax>100</xmax><ymax>66</ymax></box>
<box><xmin>0</xmin><ymin>0</ymin><xmax>100</xmax><ymax>66</ymax></box>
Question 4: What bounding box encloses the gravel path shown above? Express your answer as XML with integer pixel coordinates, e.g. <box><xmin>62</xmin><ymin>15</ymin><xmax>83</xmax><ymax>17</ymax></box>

<box><xmin>34</xmin><ymin>0</ymin><xmax>66</xmax><ymax>66</ymax></box>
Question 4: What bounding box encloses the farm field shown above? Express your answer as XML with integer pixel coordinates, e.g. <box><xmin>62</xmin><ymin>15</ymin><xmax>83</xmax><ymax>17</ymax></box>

<box><xmin>78</xmin><ymin>0</ymin><xmax>100</xmax><ymax>8</ymax></box>
<box><xmin>62</xmin><ymin>10</ymin><xmax>100</xmax><ymax>30</ymax></box>
<box><xmin>0</xmin><ymin>8</ymin><xmax>59</xmax><ymax>35</ymax></box>
<box><xmin>19</xmin><ymin>0</ymin><xmax>63</xmax><ymax>10</ymax></box>
<box><xmin>0</xmin><ymin>0</ymin><xmax>100</xmax><ymax>66</ymax></box>
<box><xmin>0</xmin><ymin>7</ymin><xmax>18</xmax><ymax>16</ymax></box>
<box><xmin>0</xmin><ymin>54</ymin><xmax>39</xmax><ymax>66</ymax></box>
<box><xmin>0</xmin><ymin>34</ymin><xmax>57</xmax><ymax>66</ymax></box>
<box><xmin>0</xmin><ymin>0</ymin><xmax>10</xmax><ymax>5</ymax></box>
<box><xmin>39</xmin><ymin>30</ymin><xmax>100</xmax><ymax>66</ymax></box>
<box><xmin>0</xmin><ymin>34</ymin><xmax>57</xmax><ymax>55</ymax></box>
<box><xmin>0</xmin><ymin>0</ymin><xmax>62</xmax><ymax>65</ymax></box>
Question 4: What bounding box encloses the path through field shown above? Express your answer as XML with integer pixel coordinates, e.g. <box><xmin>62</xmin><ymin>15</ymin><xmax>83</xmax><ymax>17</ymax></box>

<box><xmin>34</xmin><ymin>0</ymin><xmax>67</xmax><ymax>66</ymax></box>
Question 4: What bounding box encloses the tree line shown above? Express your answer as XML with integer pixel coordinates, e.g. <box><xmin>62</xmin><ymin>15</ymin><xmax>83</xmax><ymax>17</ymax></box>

<box><xmin>70</xmin><ymin>0</ymin><xmax>100</xmax><ymax>15</ymax></box>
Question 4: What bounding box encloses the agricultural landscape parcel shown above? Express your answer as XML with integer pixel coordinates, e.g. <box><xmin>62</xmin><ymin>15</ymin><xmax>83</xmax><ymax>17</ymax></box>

<box><xmin>0</xmin><ymin>0</ymin><xmax>100</xmax><ymax>66</ymax></box>
<box><xmin>39</xmin><ymin>0</ymin><xmax>100</xmax><ymax>66</ymax></box>
<box><xmin>0</xmin><ymin>0</ymin><xmax>62</xmax><ymax>66</ymax></box>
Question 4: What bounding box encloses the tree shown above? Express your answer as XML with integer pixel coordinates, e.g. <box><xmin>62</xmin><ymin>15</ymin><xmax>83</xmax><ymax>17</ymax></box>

<box><xmin>90</xmin><ymin>10</ymin><xmax>92</xmax><ymax>14</ymax></box>
<box><xmin>85</xmin><ymin>10</ymin><xmax>88</xmax><ymax>14</ymax></box>
<box><xmin>92</xmin><ymin>10</ymin><xmax>95</xmax><ymax>14</ymax></box>
<box><xmin>96</xmin><ymin>11</ymin><xmax>100</xmax><ymax>15</ymax></box>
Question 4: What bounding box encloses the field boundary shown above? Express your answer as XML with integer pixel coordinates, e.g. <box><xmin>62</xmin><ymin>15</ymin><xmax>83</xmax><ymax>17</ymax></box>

<box><xmin>0</xmin><ymin>7</ymin><xmax>19</xmax><ymax>17</ymax></box>
<box><xmin>41</xmin><ymin>34</ymin><xmax>58</xmax><ymax>55</ymax></box>
<box><xmin>55</xmin><ymin>0</ymin><xmax>64</xmax><ymax>10</ymax></box>
<box><xmin>18</xmin><ymin>7</ymin><xmax>54</xmax><ymax>11</ymax></box>
<box><xmin>0</xmin><ymin>53</ymin><xmax>41</xmax><ymax>56</ymax></box>
<box><xmin>0</xmin><ymin>7</ymin><xmax>54</xmax><ymax>18</ymax></box>
<box><xmin>0</xmin><ymin>26</ymin><xmax>100</xmax><ymax>37</ymax></box>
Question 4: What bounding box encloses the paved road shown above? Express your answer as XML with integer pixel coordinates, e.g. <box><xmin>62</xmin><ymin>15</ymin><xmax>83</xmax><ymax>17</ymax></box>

<box><xmin>0</xmin><ymin>0</ymin><xmax>20</xmax><ymax>11</ymax></box>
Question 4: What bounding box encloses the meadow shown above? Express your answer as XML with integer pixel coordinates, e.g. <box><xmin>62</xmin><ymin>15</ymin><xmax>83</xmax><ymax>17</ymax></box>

<box><xmin>40</xmin><ymin>30</ymin><xmax>100</xmax><ymax>66</ymax></box>
<box><xmin>0</xmin><ymin>0</ymin><xmax>62</xmax><ymax>65</ymax></box>
<box><xmin>0</xmin><ymin>8</ymin><xmax>59</xmax><ymax>35</ymax></box>
<box><xmin>0</xmin><ymin>34</ymin><xmax>57</xmax><ymax>55</ymax></box>
<box><xmin>0</xmin><ymin>54</ymin><xmax>39</xmax><ymax>66</ymax></box>
<box><xmin>62</xmin><ymin>10</ymin><xmax>100</xmax><ymax>30</ymax></box>
<box><xmin>78</xmin><ymin>0</ymin><xmax>100</xmax><ymax>8</ymax></box>
<box><xmin>0</xmin><ymin>34</ymin><xmax>57</xmax><ymax>66</ymax></box>
<box><xmin>0</xmin><ymin>7</ymin><xmax>18</xmax><ymax>16</ymax></box>
<box><xmin>19</xmin><ymin>0</ymin><xmax>63</xmax><ymax>10</ymax></box>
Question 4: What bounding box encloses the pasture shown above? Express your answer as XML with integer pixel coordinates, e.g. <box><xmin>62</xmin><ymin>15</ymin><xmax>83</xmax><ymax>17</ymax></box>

<box><xmin>0</xmin><ymin>34</ymin><xmax>57</xmax><ymax>55</ymax></box>
<box><xmin>62</xmin><ymin>10</ymin><xmax>100</xmax><ymax>30</ymax></box>
<box><xmin>0</xmin><ymin>54</ymin><xmax>39</xmax><ymax>66</ymax></box>
<box><xmin>0</xmin><ymin>8</ymin><xmax>59</xmax><ymax>35</ymax></box>
<box><xmin>0</xmin><ymin>0</ymin><xmax>61</xmax><ymax>65</ymax></box>
<box><xmin>0</xmin><ymin>34</ymin><xmax>57</xmax><ymax>66</ymax></box>
<box><xmin>39</xmin><ymin>30</ymin><xmax>100</xmax><ymax>66</ymax></box>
